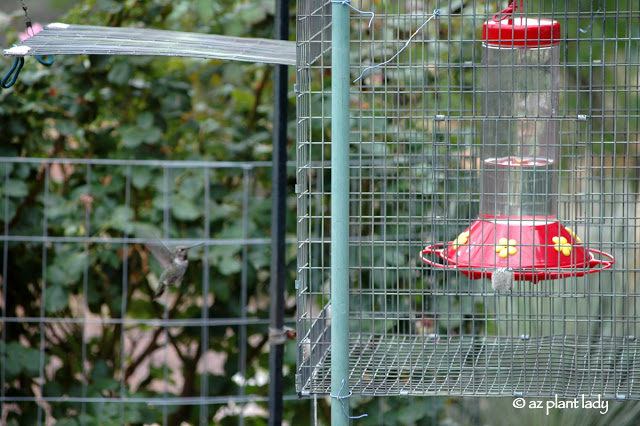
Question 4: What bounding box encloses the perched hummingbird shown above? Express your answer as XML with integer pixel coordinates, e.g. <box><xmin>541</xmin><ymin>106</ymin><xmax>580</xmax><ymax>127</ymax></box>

<box><xmin>145</xmin><ymin>241</ymin><xmax>204</xmax><ymax>299</ymax></box>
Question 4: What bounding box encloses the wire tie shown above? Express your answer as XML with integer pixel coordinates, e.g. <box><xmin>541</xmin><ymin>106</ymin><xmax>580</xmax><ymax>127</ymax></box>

<box><xmin>1</xmin><ymin>55</ymin><xmax>54</xmax><ymax>89</ymax></box>
<box><xmin>329</xmin><ymin>379</ymin><xmax>368</xmax><ymax>420</ymax></box>
<box><xmin>492</xmin><ymin>0</ymin><xmax>521</xmax><ymax>22</ymax></box>
<box><xmin>331</xmin><ymin>0</ymin><xmax>375</xmax><ymax>28</ymax></box>
<box><xmin>1</xmin><ymin>47</ymin><xmax>25</xmax><ymax>89</ymax></box>
<box><xmin>579</xmin><ymin>0</ymin><xmax>603</xmax><ymax>34</ymax></box>
<box><xmin>354</xmin><ymin>9</ymin><xmax>441</xmax><ymax>83</ymax></box>
<box><xmin>36</xmin><ymin>55</ymin><xmax>54</xmax><ymax>66</ymax></box>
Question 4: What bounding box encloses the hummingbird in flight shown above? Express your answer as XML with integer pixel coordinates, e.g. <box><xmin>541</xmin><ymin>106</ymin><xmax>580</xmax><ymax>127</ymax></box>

<box><xmin>268</xmin><ymin>326</ymin><xmax>297</xmax><ymax>345</ymax></box>
<box><xmin>145</xmin><ymin>241</ymin><xmax>204</xmax><ymax>299</ymax></box>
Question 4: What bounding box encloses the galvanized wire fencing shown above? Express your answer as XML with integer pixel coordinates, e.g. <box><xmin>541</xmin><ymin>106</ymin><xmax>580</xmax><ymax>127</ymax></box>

<box><xmin>296</xmin><ymin>0</ymin><xmax>640</xmax><ymax>400</ymax></box>
<box><xmin>0</xmin><ymin>158</ymin><xmax>297</xmax><ymax>424</ymax></box>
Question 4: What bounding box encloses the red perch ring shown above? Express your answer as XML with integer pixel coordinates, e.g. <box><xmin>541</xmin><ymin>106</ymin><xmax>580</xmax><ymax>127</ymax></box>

<box><xmin>419</xmin><ymin>219</ymin><xmax>614</xmax><ymax>283</ymax></box>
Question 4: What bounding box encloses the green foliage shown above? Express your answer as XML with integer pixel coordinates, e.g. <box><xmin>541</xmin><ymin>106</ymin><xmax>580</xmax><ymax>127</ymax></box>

<box><xmin>3</xmin><ymin>341</ymin><xmax>45</xmax><ymax>379</ymax></box>
<box><xmin>0</xmin><ymin>0</ymin><xmax>297</xmax><ymax>424</ymax></box>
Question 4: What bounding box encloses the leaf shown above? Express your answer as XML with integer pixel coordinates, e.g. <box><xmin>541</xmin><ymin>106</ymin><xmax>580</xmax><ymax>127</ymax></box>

<box><xmin>179</xmin><ymin>175</ymin><xmax>204</xmax><ymax>200</ymax></box>
<box><xmin>218</xmin><ymin>223</ymin><xmax>244</xmax><ymax>239</ymax></box>
<box><xmin>151</xmin><ymin>194</ymin><xmax>166</xmax><ymax>211</ymax></box>
<box><xmin>55</xmin><ymin>120</ymin><xmax>78</xmax><ymax>136</ymax></box>
<box><xmin>214</xmin><ymin>277</ymin><xmax>230</xmax><ymax>302</ymax></box>
<box><xmin>231</xmin><ymin>89</ymin><xmax>254</xmax><ymax>111</ymax></box>
<box><xmin>120</xmin><ymin>125</ymin><xmax>146</xmax><ymax>148</ymax></box>
<box><xmin>209</xmin><ymin>201</ymin><xmax>237</xmax><ymax>221</ymax></box>
<box><xmin>123</xmin><ymin>404</ymin><xmax>144</xmax><ymax>424</ymax></box>
<box><xmin>209</xmin><ymin>244</ymin><xmax>241</xmax><ymax>259</ymax></box>
<box><xmin>250</xmin><ymin>247</ymin><xmax>270</xmax><ymax>271</ymax></box>
<box><xmin>21</xmin><ymin>346</ymin><xmax>41</xmax><ymax>376</ymax></box>
<box><xmin>170</xmin><ymin>195</ymin><xmax>202</xmax><ymax>221</ymax></box>
<box><xmin>131</xmin><ymin>167</ymin><xmax>152</xmax><ymax>189</ymax></box>
<box><xmin>97</xmin><ymin>0</ymin><xmax>122</xmax><ymax>13</ymax></box>
<box><xmin>65</xmin><ymin>252</ymin><xmax>88</xmax><ymax>285</ymax></box>
<box><xmin>2</xmin><ymin>342</ymin><xmax>47</xmax><ymax>379</ymax></box>
<box><xmin>3</xmin><ymin>342</ymin><xmax>24</xmax><ymax>378</ymax></box>
<box><xmin>45</xmin><ymin>285</ymin><xmax>68</xmax><ymax>313</ymax></box>
<box><xmin>131</xmin><ymin>222</ymin><xmax>162</xmax><ymax>240</ymax></box>
<box><xmin>144</xmin><ymin>127</ymin><xmax>162</xmax><ymax>143</ymax></box>
<box><xmin>93</xmin><ymin>378</ymin><xmax>119</xmax><ymax>392</ymax></box>
<box><xmin>196</xmin><ymin>0</ymin><xmax>215</xmax><ymax>22</ymax></box>
<box><xmin>160</xmin><ymin>91</ymin><xmax>191</xmax><ymax>116</ymax></box>
<box><xmin>200</xmin><ymin>118</ymin><xmax>220</xmax><ymax>134</ymax></box>
<box><xmin>0</xmin><ymin>200</ymin><xmax>17</xmax><ymax>222</ymax></box>
<box><xmin>237</xmin><ymin>4</ymin><xmax>267</xmax><ymax>25</ymax></box>
<box><xmin>107</xmin><ymin>61</ymin><xmax>131</xmax><ymax>85</ymax></box>
<box><xmin>218</xmin><ymin>255</ymin><xmax>241</xmax><ymax>276</ymax></box>
<box><xmin>127</xmin><ymin>298</ymin><xmax>155</xmax><ymax>319</ymax></box>
<box><xmin>109</xmin><ymin>205</ymin><xmax>134</xmax><ymax>230</ymax></box>
<box><xmin>46</xmin><ymin>198</ymin><xmax>73</xmax><ymax>220</ymax></box>
<box><xmin>46</xmin><ymin>264</ymin><xmax>69</xmax><ymax>286</ymax></box>
<box><xmin>4</xmin><ymin>180</ymin><xmax>29</xmax><ymax>198</ymax></box>
<box><xmin>136</xmin><ymin>112</ymin><xmax>154</xmax><ymax>130</ymax></box>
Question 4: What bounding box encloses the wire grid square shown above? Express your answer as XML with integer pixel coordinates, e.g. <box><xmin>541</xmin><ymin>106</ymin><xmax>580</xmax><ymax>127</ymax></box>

<box><xmin>296</xmin><ymin>1</ymin><xmax>640</xmax><ymax>398</ymax></box>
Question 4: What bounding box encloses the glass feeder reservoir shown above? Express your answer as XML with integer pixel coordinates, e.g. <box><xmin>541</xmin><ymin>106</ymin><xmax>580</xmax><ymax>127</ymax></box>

<box><xmin>480</xmin><ymin>17</ymin><xmax>560</xmax><ymax>220</ymax></box>
<box><xmin>421</xmin><ymin>16</ymin><xmax>614</xmax><ymax>282</ymax></box>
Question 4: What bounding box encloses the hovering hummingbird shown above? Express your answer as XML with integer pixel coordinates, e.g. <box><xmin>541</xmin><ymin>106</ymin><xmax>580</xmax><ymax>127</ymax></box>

<box><xmin>268</xmin><ymin>326</ymin><xmax>297</xmax><ymax>345</ymax></box>
<box><xmin>145</xmin><ymin>241</ymin><xmax>204</xmax><ymax>299</ymax></box>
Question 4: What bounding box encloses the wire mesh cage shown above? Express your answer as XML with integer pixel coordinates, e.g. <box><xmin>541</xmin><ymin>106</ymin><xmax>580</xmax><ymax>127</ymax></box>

<box><xmin>296</xmin><ymin>0</ymin><xmax>640</xmax><ymax>399</ymax></box>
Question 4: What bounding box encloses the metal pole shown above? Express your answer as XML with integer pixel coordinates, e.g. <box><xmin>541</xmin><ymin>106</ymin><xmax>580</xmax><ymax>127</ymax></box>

<box><xmin>268</xmin><ymin>0</ymin><xmax>289</xmax><ymax>424</ymax></box>
<box><xmin>331</xmin><ymin>3</ymin><xmax>350</xmax><ymax>425</ymax></box>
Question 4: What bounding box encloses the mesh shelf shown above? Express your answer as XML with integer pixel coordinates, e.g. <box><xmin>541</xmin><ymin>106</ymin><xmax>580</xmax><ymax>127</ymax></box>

<box><xmin>302</xmin><ymin>333</ymin><xmax>640</xmax><ymax>398</ymax></box>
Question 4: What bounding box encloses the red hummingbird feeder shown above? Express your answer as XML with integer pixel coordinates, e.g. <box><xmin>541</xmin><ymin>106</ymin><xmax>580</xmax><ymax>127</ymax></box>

<box><xmin>420</xmin><ymin>3</ymin><xmax>614</xmax><ymax>283</ymax></box>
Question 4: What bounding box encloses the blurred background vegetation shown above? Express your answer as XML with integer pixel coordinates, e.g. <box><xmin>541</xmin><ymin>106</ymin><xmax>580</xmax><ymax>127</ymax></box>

<box><xmin>1</xmin><ymin>0</ymin><xmax>304</xmax><ymax>424</ymax></box>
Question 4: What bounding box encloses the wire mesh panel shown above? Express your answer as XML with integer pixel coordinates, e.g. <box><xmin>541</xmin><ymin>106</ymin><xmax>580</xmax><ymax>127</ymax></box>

<box><xmin>0</xmin><ymin>158</ymin><xmax>295</xmax><ymax>424</ymax></box>
<box><xmin>296</xmin><ymin>1</ymin><xmax>640</xmax><ymax>398</ymax></box>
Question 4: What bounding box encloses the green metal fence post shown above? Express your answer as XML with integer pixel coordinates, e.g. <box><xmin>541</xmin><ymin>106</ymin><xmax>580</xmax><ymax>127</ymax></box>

<box><xmin>331</xmin><ymin>2</ymin><xmax>350</xmax><ymax>425</ymax></box>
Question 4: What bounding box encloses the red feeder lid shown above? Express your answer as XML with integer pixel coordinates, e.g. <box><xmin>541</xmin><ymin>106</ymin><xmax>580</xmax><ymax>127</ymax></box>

<box><xmin>483</xmin><ymin>17</ymin><xmax>561</xmax><ymax>47</ymax></box>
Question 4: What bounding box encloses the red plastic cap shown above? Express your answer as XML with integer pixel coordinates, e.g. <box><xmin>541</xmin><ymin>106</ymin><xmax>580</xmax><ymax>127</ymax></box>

<box><xmin>483</xmin><ymin>17</ymin><xmax>561</xmax><ymax>47</ymax></box>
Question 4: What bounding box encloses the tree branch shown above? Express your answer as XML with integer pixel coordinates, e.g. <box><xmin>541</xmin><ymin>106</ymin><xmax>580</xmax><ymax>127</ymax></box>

<box><xmin>247</xmin><ymin>67</ymin><xmax>272</xmax><ymax>130</ymax></box>
<box><xmin>124</xmin><ymin>325</ymin><xmax>163</xmax><ymax>380</ymax></box>
<box><xmin>169</xmin><ymin>339</ymin><xmax>203</xmax><ymax>426</ymax></box>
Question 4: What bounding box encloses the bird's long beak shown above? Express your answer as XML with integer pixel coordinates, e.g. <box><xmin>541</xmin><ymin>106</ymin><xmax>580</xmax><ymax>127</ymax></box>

<box><xmin>188</xmin><ymin>242</ymin><xmax>204</xmax><ymax>249</ymax></box>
